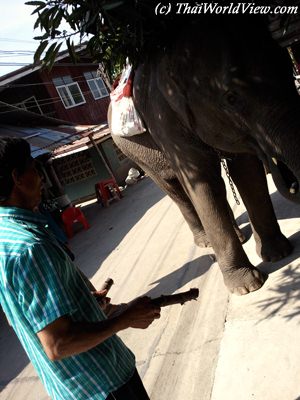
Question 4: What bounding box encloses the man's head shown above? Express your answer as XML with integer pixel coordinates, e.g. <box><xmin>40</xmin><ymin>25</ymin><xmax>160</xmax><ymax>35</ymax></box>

<box><xmin>0</xmin><ymin>137</ymin><xmax>42</xmax><ymax>210</ymax></box>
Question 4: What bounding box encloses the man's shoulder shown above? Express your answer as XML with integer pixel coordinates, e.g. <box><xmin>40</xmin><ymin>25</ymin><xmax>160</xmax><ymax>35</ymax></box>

<box><xmin>0</xmin><ymin>218</ymin><xmax>49</xmax><ymax>261</ymax></box>
<box><xmin>0</xmin><ymin>218</ymin><xmax>37</xmax><ymax>242</ymax></box>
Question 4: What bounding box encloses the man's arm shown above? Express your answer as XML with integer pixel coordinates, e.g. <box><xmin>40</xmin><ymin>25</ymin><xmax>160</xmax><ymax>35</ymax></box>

<box><xmin>37</xmin><ymin>296</ymin><xmax>160</xmax><ymax>361</ymax></box>
<box><xmin>76</xmin><ymin>267</ymin><xmax>96</xmax><ymax>291</ymax></box>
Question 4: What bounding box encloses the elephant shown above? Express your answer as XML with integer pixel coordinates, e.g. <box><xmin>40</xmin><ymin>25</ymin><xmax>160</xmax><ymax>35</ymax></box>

<box><xmin>110</xmin><ymin>16</ymin><xmax>300</xmax><ymax>295</ymax></box>
<box><xmin>111</xmin><ymin>127</ymin><xmax>246</xmax><ymax>248</ymax></box>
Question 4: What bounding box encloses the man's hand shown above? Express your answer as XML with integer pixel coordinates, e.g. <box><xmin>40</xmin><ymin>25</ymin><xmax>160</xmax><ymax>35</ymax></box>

<box><xmin>92</xmin><ymin>289</ymin><xmax>120</xmax><ymax>316</ymax></box>
<box><xmin>118</xmin><ymin>296</ymin><xmax>161</xmax><ymax>329</ymax></box>
<box><xmin>37</xmin><ymin>296</ymin><xmax>161</xmax><ymax>360</ymax></box>
<box><xmin>92</xmin><ymin>289</ymin><xmax>111</xmax><ymax>310</ymax></box>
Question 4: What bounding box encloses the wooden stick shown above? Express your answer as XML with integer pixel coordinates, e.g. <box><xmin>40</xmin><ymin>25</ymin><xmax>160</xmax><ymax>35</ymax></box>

<box><xmin>151</xmin><ymin>288</ymin><xmax>199</xmax><ymax>307</ymax></box>
<box><xmin>100</xmin><ymin>278</ymin><xmax>114</xmax><ymax>293</ymax></box>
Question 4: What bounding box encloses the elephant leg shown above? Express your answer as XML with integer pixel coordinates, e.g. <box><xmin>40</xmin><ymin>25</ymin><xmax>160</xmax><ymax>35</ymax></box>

<box><xmin>111</xmin><ymin>134</ymin><xmax>209</xmax><ymax>247</ymax></box>
<box><xmin>148</xmin><ymin>173</ymin><xmax>211</xmax><ymax>247</ymax></box>
<box><xmin>226</xmin><ymin>154</ymin><xmax>292</xmax><ymax>261</ymax></box>
<box><xmin>226</xmin><ymin>203</ymin><xmax>246</xmax><ymax>244</ymax></box>
<box><xmin>171</xmin><ymin>149</ymin><xmax>267</xmax><ymax>295</ymax></box>
<box><xmin>151</xmin><ymin>172</ymin><xmax>245</xmax><ymax>247</ymax></box>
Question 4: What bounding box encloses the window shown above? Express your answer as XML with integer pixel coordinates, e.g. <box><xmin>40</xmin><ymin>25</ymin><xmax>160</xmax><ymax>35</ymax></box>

<box><xmin>17</xmin><ymin>96</ymin><xmax>42</xmax><ymax>114</ymax></box>
<box><xmin>84</xmin><ymin>71</ymin><xmax>109</xmax><ymax>100</ymax></box>
<box><xmin>54</xmin><ymin>152</ymin><xmax>96</xmax><ymax>185</ymax></box>
<box><xmin>53</xmin><ymin>75</ymin><xmax>86</xmax><ymax>109</ymax></box>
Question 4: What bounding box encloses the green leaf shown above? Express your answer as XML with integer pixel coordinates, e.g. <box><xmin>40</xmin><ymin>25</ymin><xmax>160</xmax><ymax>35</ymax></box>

<box><xmin>43</xmin><ymin>42</ymin><xmax>58</xmax><ymax>64</ymax></box>
<box><xmin>27</xmin><ymin>0</ymin><xmax>179</xmax><ymax>76</ymax></box>
<box><xmin>33</xmin><ymin>33</ymin><xmax>49</xmax><ymax>40</ymax></box>
<box><xmin>37</xmin><ymin>7</ymin><xmax>59</xmax><ymax>31</ymax></box>
<box><xmin>66</xmin><ymin>38</ymin><xmax>79</xmax><ymax>63</ymax></box>
<box><xmin>31</xmin><ymin>4</ymin><xmax>47</xmax><ymax>15</ymax></box>
<box><xmin>25</xmin><ymin>1</ymin><xmax>45</xmax><ymax>5</ymax></box>
<box><xmin>46</xmin><ymin>42</ymin><xmax>63</xmax><ymax>70</ymax></box>
<box><xmin>34</xmin><ymin>40</ymin><xmax>48</xmax><ymax>64</ymax></box>
<box><xmin>53</xmin><ymin>11</ymin><xmax>63</xmax><ymax>30</ymax></box>
<box><xmin>33</xmin><ymin>18</ymin><xmax>40</xmax><ymax>30</ymax></box>
<box><xmin>66</xmin><ymin>37</ymin><xmax>74</xmax><ymax>60</ymax></box>
<box><xmin>102</xmin><ymin>1</ymin><xmax>124</xmax><ymax>11</ymax></box>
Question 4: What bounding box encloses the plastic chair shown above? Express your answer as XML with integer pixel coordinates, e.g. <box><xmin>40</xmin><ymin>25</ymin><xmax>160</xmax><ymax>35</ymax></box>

<box><xmin>61</xmin><ymin>206</ymin><xmax>90</xmax><ymax>238</ymax></box>
<box><xmin>95</xmin><ymin>179</ymin><xmax>122</xmax><ymax>207</ymax></box>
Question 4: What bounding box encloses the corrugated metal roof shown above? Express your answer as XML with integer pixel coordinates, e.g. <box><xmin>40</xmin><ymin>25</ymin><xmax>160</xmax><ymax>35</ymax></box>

<box><xmin>53</xmin><ymin>125</ymin><xmax>110</xmax><ymax>158</ymax></box>
<box><xmin>0</xmin><ymin>125</ymin><xmax>82</xmax><ymax>158</ymax></box>
<box><xmin>0</xmin><ymin>123</ymin><xmax>111</xmax><ymax>159</ymax></box>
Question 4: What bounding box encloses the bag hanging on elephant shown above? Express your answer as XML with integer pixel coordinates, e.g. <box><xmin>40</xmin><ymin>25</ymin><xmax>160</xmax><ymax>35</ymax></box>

<box><xmin>110</xmin><ymin>64</ymin><xmax>146</xmax><ymax>137</ymax></box>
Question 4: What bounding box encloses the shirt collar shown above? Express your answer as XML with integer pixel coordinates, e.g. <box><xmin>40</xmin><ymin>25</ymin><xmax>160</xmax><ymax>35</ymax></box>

<box><xmin>0</xmin><ymin>206</ymin><xmax>48</xmax><ymax>227</ymax></box>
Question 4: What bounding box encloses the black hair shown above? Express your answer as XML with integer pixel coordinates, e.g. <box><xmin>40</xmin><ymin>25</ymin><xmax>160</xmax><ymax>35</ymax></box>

<box><xmin>0</xmin><ymin>137</ymin><xmax>32</xmax><ymax>202</ymax></box>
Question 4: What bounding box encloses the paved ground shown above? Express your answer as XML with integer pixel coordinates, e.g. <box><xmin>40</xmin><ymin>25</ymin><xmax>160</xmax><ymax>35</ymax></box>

<box><xmin>1</xmin><ymin>175</ymin><xmax>300</xmax><ymax>400</ymax></box>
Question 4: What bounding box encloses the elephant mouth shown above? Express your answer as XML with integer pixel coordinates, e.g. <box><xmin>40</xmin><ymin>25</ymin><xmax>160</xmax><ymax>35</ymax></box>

<box><xmin>268</xmin><ymin>156</ymin><xmax>300</xmax><ymax>200</ymax></box>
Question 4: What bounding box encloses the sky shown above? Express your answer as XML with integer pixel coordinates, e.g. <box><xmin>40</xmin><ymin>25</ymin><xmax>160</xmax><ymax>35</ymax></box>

<box><xmin>0</xmin><ymin>0</ymin><xmax>41</xmax><ymax>77</ymax></box>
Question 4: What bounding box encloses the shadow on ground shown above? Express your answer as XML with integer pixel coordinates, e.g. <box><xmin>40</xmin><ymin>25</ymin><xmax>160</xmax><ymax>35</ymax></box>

<box><xmin>236</xmin><ymin>189</ymin><xmax>300</xmax><ymax>228</ymax></box>
<box><xmin>144</xmin><ymin>254</ymin><xmax>214</xmax><ymax>299</ymax></box>
<box><xmin>0</xmin><ymin>308</ymin><xmax>30</xmax><ymax>390</ymax></box>
<box><xmin>251</xmin><ymin>218</ymin><xmax>300</xmax><ymax>321</ymax></box>
<box><xmin>234</xmin><ymin>188</ymin><xmax>300</xmax><ymax>321</ymax></box>
<box><xmin>234</xmin><ymin>186</ymin><xmax>300</xmax><ymax>275</ymax></box>
<box><xmin>254</xmin><ymin>252</ymin><xmax>300</xmax><ymax>321</ymax></box>
<box><xmin>231</xmin><ymin>188</ymin><xmax>300</xmax><ymax>246</ymax></box>
<box><xmin>71</xmin><ymin>178</ymin><xmax>166</xmax><ymax>279</ymax></box>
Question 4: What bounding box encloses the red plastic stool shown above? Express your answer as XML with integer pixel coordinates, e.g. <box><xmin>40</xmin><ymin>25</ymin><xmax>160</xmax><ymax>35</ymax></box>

<box><xmin>95</xmin><ymin>179</ymin><xmax>121</xmax><ymax>207</ymax></box>
<box><xmin>61</xmin><ymin>206</ymin><xmax>90</xmax><ymax>238</ymax></box>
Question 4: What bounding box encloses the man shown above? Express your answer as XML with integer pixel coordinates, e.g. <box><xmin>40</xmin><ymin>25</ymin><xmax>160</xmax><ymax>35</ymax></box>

<box><xmin>0</xmin><ymin>137</ymin><xmax>161</xmax><ymax>400</ymax></box>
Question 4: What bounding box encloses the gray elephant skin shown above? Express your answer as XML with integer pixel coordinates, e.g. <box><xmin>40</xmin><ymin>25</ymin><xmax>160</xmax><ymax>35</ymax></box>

<box><xmin>110</xmin><ymin>16</ymin><xmax>300</xmax><ymax>295</ymax></box>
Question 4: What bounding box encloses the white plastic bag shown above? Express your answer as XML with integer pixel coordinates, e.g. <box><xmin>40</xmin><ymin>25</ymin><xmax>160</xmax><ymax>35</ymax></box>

<box><xmin>125</xmin><ymin>167</ymin><xmax>140</xmax><ymax>185</ymax></box>
<box><xmin>110</xmin><ymin>96</ymin><xmax>146</xmax><ymax>136</ymax></box>
<box><xmin>110</xmin><ymin>64</ymin><xmax>146</xmax><ymax>137</ymax></box>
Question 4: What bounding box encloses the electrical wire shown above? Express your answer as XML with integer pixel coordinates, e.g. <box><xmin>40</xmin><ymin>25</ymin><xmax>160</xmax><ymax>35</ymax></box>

<box><xmin>0</xmin><ymin>75</ymin><xmax>89</xmax><ymax>88</ymax></box>
<box><xmin>0</xmin><ymin>62</ymin><xmax>32</xmax><ymax>66</ymax></box>
<box><xmin>0</xmin><ymin>50</ymin><xmax>35</xmax><ymax>54</ymax></box>
<box><xmin>0</xmin><ymin>77</ymin><xmax>109</xmax><ymax>110</ymax></box>
<box><xmin>1</xmin><ymin>82</ymin><xmax>109</xmax><ymax>108</ymax></box>
<box><xmin>0</xmin><ymin>38</ymin><xmax>35</xmax><ymax>43</ymax></box>
<box><xmin>0</xmin><ymin>88</ymin><xmax>110</xmax><ymax>115</ymax></box>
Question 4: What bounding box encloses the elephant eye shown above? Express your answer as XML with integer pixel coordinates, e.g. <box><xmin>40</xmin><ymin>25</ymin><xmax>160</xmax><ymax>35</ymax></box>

<box><xmin>222</xmin><ymin>91</ymin><xmax>245</xmax><ymax>112</ymax></box>
<box><xmin>226</xmin><ymin>91</ymin><xmax>237</xmax><ymax>105</ymax></box>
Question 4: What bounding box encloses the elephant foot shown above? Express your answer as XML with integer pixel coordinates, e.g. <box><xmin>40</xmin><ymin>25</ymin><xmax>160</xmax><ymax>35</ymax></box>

<box><xmin>255</xmin><ymin>233</ymin><xmax>293</xmax><ymax>262</ymax></box>
<box><xmin>222</xmin><ymin>266</ymin><xmax>268</xmax><ymax>295</ymax></box>
<box><xmin>193</xmin><ymin>230</ymin><xmax>211</xmax><ymax>247</ymax></box>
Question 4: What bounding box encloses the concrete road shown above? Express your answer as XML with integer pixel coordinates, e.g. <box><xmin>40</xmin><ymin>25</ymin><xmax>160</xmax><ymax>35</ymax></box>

<box><xmin>1</xmin><ymin>176</ymin><xmax>300</xmax><ymax>400</ymax></box>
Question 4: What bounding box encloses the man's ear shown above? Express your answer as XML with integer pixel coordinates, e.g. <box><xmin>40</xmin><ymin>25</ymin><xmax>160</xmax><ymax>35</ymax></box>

<box><xmin>11</xmin><ymin>168</ymin><xmax>22</xmax><ymax>186</ymax></box>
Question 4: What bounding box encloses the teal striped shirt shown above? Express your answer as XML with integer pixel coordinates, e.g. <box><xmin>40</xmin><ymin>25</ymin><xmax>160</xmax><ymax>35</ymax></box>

<box><xmin>0</xmin><ymin>207</ymin><xmax>135</xmax><ymax>399</ymax></box>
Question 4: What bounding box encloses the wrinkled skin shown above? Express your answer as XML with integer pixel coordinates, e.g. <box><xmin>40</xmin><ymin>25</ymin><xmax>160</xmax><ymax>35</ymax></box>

<box><xmin>112</xmin><ymin>130</ymin><xmax>245</xmax><ymax>248</ymax></box>
<box><xmin>112</xmin><ymin>17</ymin><xmax>300</xmax><ymax>295</ymax></box>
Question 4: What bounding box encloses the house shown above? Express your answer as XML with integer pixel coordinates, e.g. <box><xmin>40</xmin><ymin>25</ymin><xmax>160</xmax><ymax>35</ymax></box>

<box><xmin>0</xmin><ymin>48</ymin><xmax>135</xmax><ymax>205</ymax></box>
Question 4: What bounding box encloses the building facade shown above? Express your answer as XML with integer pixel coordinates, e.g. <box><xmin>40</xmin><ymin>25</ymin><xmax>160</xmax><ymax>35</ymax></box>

<box><xmin>0</xmin><ymin>49</ymin><xmax>135</xmax><ymax>204</ymax></box>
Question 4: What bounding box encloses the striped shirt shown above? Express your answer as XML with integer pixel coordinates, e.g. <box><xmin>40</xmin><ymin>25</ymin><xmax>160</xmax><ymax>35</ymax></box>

<box><xmin>0</xmin><ymin>207</ymin><xmax>135</xmax><ymax>399</ymax></box>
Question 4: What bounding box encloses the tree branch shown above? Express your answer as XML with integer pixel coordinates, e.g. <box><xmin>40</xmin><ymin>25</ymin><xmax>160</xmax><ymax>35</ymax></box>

<box><xmin>151</xmin><ymin>288</ymin><xmax>199</xmax><ymax>307</ymax></box>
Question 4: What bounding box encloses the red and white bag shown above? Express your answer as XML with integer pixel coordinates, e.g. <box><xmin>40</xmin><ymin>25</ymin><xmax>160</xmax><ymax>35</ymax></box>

<box><xmin>110</xmin><ymin>65</ymin><xmax>146</xmax><ymax>136</ymax></box>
